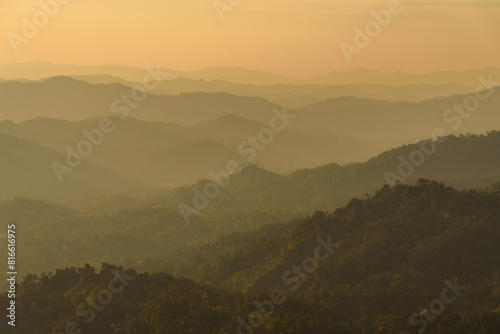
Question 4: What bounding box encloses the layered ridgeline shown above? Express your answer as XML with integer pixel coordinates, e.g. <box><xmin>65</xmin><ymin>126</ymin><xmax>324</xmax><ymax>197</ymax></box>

<box><xmin>1</xmin><ymin>62</ymin><xmax>498</xmax><ymax>86</ymax></box>
<box><xmin>91</xmin><ymin>131</ymin><xmax>500</xmax><ymax>216</ymax></box>
<box><xmin>0</xmin><ymin>132</ymin><xmax>152</xmax><ymax>201</ymax></box>
<box><xmin>0</xmin><ymin>62</ymin><xmax>500</xmax><ymax>107</ymax></box>
<box><xmin>1</xmin><ymin>130</ymin><xmax>500</xmax><ymax>280</ymax></box>
<box><xmin>1</xmin><ymin>76</ymin><xmax>499</xmax><ymax>155</ymax></box>
<box><xmin>70</xmin><ymin>76</ymin><xmax>475</xmax><ymax>107</ymax></box>
<box><xmin>0</xmin><ymin>115</ymin><xmax>370</xmax><ymax>185</ymax></box>
<box><xmin>0</xmin><ymin>120</ymin><xmax>499</xmax><ymax>202</ymax></box>
<box><xmin>1</xmin><ymin>74</ymin><xmax>476</xmax><ymax>108</ymax></box>
<box><xmin>0</xmin><ymin>77</ymin><xmax>280</xmax><ymax>124</ymax></box>
<box><xmin>1</xmin><ymin>181</ymin><xmax>499</xmax><ymax>333</ymax></box>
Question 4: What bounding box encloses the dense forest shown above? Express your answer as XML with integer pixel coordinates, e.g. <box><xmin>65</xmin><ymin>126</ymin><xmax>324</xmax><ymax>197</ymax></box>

<box><xmin>1</xmin><ymin>131</ymin><xmax>500</xmax><ymax>285</ymax></box>
<box><xmin>1</xmin><ymin>6</ymin><xmax>499</xmax><ymax>332</ymax></box>
<box><xmin>2</xmin><ymin>131</ymin><xmax>500</xmax><ymax>281</ymax></box>
<box><xmin>2</xmin><ymin>180</ymin><xmax>499</xmax><ymax>333</ymax></box>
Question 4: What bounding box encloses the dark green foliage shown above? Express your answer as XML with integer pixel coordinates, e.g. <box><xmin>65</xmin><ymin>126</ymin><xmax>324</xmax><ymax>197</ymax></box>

<box><xmin>2</xmin><ymin>181</ymin><xmax>500</xmax><ymax>333</ymax></box>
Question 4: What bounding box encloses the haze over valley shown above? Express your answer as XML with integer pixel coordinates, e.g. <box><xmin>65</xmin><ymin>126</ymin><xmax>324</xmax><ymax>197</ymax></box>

<box><xmin>1</xmin><ymin>1</ymin><xmax>499</xmax><ymax>333</ymax></box>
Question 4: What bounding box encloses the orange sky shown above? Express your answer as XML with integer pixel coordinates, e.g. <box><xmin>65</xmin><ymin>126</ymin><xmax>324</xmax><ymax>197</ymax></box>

<box><xmin>1</xmin><ymin>0</ymin><xmax>499</xmax><ymax>77</ymax></box>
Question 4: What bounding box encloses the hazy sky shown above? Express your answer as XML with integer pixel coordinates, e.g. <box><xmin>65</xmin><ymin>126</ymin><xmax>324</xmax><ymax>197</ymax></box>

<box><xmin>1</xmin><ymin>0</ymin><xmax>499</xmax><ymax>77</ymax></box>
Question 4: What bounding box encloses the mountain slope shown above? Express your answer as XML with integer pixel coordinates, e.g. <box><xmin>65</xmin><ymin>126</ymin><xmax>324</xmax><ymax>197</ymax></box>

<box><xmin>0</xmin><ymin>77</ymin><xmax>280</xmax><ymax>124</ymax></box>
<box><xmin>2</xmin><ymin>182</ymin><xmax>500</xmax><ymax>333</ymax></box>
<box><xmin>0</xmin><ymin>115</ymin><xmax>372</xmax><ymax>184</ymax></box>
<box><xmin>2</xmin><ymin>76</ymin><xmax>498</xmax><ymax>156</ymax></box>
<box><xmin>193</xmin><ymin>114</ymin><xmax>373</xmax><ymax>167</ymax></box>
<box><xmin>292</xmin><ymin>89</ymin><xmax>500</xmax><ymax>149</ymax></box>
<box><xmin>173</xmin><ymin>181</ymin><xmax>500</xmax><ymax>332</ymax></box>
<box><xmin>0</xmin><ymin>133</ymin><xmax>153</xmax><ymax>201</ymax></box>
<box><xmin>158</xmin><ymin>131</ymin><xmax>500</xmax><ymax>218</ymax></box>
<box><xmin>0</xmin><ymin>263</ymin><xmax>348</xmax><ymax>334</ymax></box>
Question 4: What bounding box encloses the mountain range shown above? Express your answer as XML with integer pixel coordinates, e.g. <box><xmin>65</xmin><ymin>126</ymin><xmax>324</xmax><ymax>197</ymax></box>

<box><xmin>2</xmin><ymin>181</ymin><xmax>499</xmax><ymax>333</ymax></box>
<box><xmin>2</xmin><ymin>62</ymin><xmax>499</xmax><ymax>86</ymax></box>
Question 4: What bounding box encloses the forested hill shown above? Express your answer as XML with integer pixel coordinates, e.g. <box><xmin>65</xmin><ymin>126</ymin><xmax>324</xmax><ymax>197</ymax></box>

<box><xmin>0</xmin><ymin>263</ymin><xmax>350</xmax><ymax>334</ymax></box>
<box><xmin>175</xmin><ymin>179</ymin><xmax>500</xmax><ymax>291</ymax></box>
<box><xmin>108</xmin><ymin>131</ymin><xmax>500</xmax><ymax>216</ymax></box>
<box><xmin>2</xmin><ymin>181</ymin><xmax>500</xmax><ymax>333</ymax></box>
<box><xmin>2</xmin><ymin>132</ymin><xmax>499</xmax><ymax>282</ymax></box>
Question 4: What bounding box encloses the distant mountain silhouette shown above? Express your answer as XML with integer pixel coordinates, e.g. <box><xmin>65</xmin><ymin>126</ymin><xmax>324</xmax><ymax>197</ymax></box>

<box><xmin>0</xmin><ymin>77</ymin><xmax>283</xmax><ymax>124</ymax></box>
<box><xmin>2</xmin><ymin>76</ymin><xmax>499</xmax><ymax>155</ymax></box>
<box><xmin>163</xmin><ymin>131</ymin><xmax>500</xmax><ymax>217</ymax></box>
<box><xmin>292</xmin><ymin>90</ymin><xmax>500</xmax><ymax>149</ymax></box>
<box><xmin>69</xmin><ymin>75</ymin><xmax>474</xmax><ymax>107</ymax></box>
<box><xmin>308</xmin><ymin>67</ymin><xmax>500</xmax><ymax>86</ymax></box>
<box><xmin>0</xmin><ymin>116</ymin><xmax>372</xmax><ymax>184</ymax></box>
<box><xmin>0</xmin><ymin>62</ymin><xmax>299</xmax><ymax>85</ymax></box>
<box><xmin>0</xmin><ymin>132</ymin><xmax>152</xmax><ymax>202</ymax></box>
<box><xmin>1</xmin><ymin>62</ymin><xmax>499</xmax><ymax>86</ymax></box>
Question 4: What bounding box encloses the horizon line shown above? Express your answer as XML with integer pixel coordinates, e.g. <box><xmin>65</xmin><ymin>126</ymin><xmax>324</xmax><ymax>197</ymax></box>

<box><xmin>1</xmin><ymin>61</ymin><xmax>499</xmax><ymax>80</ymax></box>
